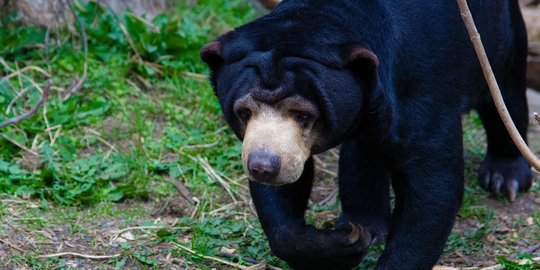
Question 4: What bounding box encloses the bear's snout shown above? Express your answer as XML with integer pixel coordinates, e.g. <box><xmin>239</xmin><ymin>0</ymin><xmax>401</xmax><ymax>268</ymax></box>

<box><xmin>239</xmin><ymin>96</ymin><xmax>316</xmax><ymax>185</ymax></box>
<box><xmin>247</xmin><ymin>150</ymin><xmax>282</xmax><ymax>182</ymax></box>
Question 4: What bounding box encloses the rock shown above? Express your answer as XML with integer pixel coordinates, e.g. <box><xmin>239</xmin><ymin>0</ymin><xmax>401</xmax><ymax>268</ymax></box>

<box><xmin>1</xmin><ymin>0</ymin><xmax>174</xmax><ymax>28</ymax></box>
<box><xmin>494</xmin><ymin>225</ymin><xmax>511</xmax><ymax>234</ymax></box>
<box><xmin>486</xmin><ymin>233</ymin><xmax>498</xmax><ymax>243</ymax></box>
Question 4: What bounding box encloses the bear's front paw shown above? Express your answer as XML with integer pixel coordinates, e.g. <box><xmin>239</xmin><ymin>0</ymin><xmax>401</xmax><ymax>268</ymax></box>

<box><xmin>478</xmin><ymin>155</ymin><xmax>532</xmax><ymax>201</ymax></box>
<box><xmin>269</xmin><ymin>223</ymin><xmax>371</xmax><ymax>270</ymax></box>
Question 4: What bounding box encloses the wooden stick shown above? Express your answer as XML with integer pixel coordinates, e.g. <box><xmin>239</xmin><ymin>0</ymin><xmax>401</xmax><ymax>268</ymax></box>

<box><xmin>62</xmin><ymin>3</ymin><xmax>88</xmax><ymax>101</ymax></box>
<box><xmin>38</xmin><ymin>252</ymin><xmax>120</xmax><ymax>260</ymax></box>
<box><xmin>457</xmin><ymin>0</ymin><xmax>540</xmax><ymax>171</ymax></box>
<box><xmin>112</xmin><ymin>225</ymin><xmax>164</xmax><ymax>235</ymax></box>
<box><xmin>167</xmin><ymin>176</ymin><xmax>196</xmax><ymax>205</ymax></box>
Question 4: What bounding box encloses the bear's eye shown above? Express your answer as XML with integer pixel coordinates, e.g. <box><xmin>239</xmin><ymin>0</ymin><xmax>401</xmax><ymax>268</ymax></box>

<box><xmin>236</xmin><ymin>108</ymin><xmax>252</xmax><ymax>122</ymax></box>
<box><xmin>291</xmin><ymin>110</ymin><xmax>314</xmax><ymax>124</ymax></box>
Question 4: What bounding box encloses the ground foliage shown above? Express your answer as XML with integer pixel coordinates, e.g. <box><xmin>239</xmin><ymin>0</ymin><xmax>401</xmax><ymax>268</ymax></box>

<box><xmin>0</xmin><ymin>0</ymin><xmax>252</xmax><ymax>204</ymax></box>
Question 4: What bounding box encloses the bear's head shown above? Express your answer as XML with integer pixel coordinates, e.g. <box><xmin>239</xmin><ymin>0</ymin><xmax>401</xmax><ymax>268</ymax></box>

<box><xmin>200</xmin><ymin>15</ymin><xmax>382</xmax><ymax>186</ymax></box>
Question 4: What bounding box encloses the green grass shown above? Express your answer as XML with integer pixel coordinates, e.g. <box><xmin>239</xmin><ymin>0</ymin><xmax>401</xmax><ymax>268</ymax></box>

<box><xmin>0</xmin><ymin>0</ymin><xmax>253</xmax><ymax>205</ymax></box>
<box><xmin>0</xmin><ymin>1</ymin><xmax>539</xmax><ymax>269</ymax></box>
<box><xmin>0</xmin><ymin>1</ymin><xmax>267</xmax><ymax>268</ymax></box>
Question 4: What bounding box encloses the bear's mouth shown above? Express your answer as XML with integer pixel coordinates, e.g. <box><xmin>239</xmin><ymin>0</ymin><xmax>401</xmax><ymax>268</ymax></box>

<box><xmin>235</xmin><ymin>94</ymin><xmax>320</xmax><ymax>185</ymax></box>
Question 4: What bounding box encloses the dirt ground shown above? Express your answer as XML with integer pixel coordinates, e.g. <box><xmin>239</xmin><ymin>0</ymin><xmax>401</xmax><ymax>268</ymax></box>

<box><xmin>0</xmin><ymin>178</ymin><xmax>539</xmax><ymax>269</ymax></box>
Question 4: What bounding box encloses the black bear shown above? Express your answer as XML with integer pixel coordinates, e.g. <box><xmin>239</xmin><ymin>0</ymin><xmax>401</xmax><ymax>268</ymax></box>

<box><xmin>200</xmin><ymin>0</ymin><xmax>532</xmax><ymax>269</ymax></box>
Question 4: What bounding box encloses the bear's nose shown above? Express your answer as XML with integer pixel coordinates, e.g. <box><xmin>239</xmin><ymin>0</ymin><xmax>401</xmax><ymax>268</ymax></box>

<box><xmin>247</xmin><ymin>150</ymin><xmax>281</xmax><ymax>182</ymax></box>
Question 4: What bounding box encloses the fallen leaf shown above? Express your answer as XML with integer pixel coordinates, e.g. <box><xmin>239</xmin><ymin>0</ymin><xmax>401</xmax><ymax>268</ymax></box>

<box><xmin>432</xmin><ymin>266</ymin><xmax>458</xmax><ymax>270</ymax></box>
<box><xmin>120</xmin><ymin>231</ymin><xmax>134</xmax><ymax>241</ymax></box>
<box><xmin>486</xmin><ymin>233</ymin><xmax>497</xmax><ymax>243</ymax></box>
<box><xmin>219</xmin><ymin>246</ymin><xmax>236</xmax><ymax>254</ymax></box>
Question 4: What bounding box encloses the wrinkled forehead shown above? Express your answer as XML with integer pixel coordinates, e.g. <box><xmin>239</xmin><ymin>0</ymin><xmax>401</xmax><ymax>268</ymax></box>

<box><xmin>216</xmin><ymin>51</ymin><xmax>327</xmax><ymax>106</ymax></box>
<box><xmin>234</xmin><ymin>93</ymin><xmax>319</xmax><ymax>115</ymax></box>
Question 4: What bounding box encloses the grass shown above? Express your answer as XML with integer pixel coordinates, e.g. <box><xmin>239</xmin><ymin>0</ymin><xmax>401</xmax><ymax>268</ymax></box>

<box><xmin>0</xmin><ymin>1</ymin><xmax>539</xmax><ymax>269</ymax></box>
<box><xmin>0</xmin><ymin>0</ymin><xmax>254</xmax><ymax>205</ymax></box>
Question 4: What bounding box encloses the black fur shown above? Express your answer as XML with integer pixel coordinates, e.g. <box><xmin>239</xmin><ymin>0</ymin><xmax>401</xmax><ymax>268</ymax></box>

<box><xmin>201</xmin><ymin>0</ymin><xmax>531</xmax><ymax>269</ymax></box>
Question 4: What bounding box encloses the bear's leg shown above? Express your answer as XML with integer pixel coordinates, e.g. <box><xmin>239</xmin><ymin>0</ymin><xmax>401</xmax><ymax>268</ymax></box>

<box><xmin>476</xmin><ymin>46</ymin><xmax>532</xmax><ymax>201</ymax></box>
<box><xmin>376</xmin><ymin>125</ymin><xmax>464</xmax><ymax>269</ymax></box>
<box><xmin>337</xmin><ymin>139</ymin><xmax>391</xmax><ymax>243</ymax></box>
<box><xmin>250</xmin><ymin>158</ymin><xmax>371</xmax><ymax>270</ymax></box>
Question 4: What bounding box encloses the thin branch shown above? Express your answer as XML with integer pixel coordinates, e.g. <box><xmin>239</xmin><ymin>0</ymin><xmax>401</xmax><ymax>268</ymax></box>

<box><xmin>0</xmin><ymin>59</ymin><xmax>50</xmax><ymax>99</ymax></box>
<box><xmin>101</xmin><ymin>1</ymin><xmax>144</xmax><ymax>65</ymax></box>
<box><xmin>0</xmin><ymin>80</ymin><xmax>51</xmax><ymax>129</ymax></box>
<box><xmin>112</xmin><ymin>226</ymin><xmax>164</xmax><ymax>236</ymax></box>
<box><xmin>62</xmin><ymin>2</ymin><xmax>88</xmax><ymax>101</ymax></box>
<box><xmin>0</xmin><ymin>65</ymin><xmax>50</xmax><ymax>81</ymax></box>
<box><xmin>0</xmin><ymin>134</ymin><xmax>38</xmax><ymax>156</ymax></box>
<box><xmin>84</xmin><ymin>128</ymin><xmax>119</xmax><ymax>152</ymax></box>
<box><xmin>195</xmin><ymin>155</ymin><xmax>238</xmax><ymax>203</ymax></box>
<box><xmin>38</xmin><ymin>252</ymin><xmax>120</xmax><ymax>260</ymax></box>
<box><xmin>182</xmin><ymin>71</ymin><xmax>208</xmax><ymax>81</ymax></box>
<box><xmin>317</xmin><ymin>188</ymin><xmax>338</xmax><ymax>206</ymax></box>
<box><xmin>457</xmin><ymin>0</ymin><xmax>540</xmax><ymax>171</ymax></box>
<box><xmin>167</xmin><ymin>176</ymin><xmax>196</xmax><ymax>205</ymax></box>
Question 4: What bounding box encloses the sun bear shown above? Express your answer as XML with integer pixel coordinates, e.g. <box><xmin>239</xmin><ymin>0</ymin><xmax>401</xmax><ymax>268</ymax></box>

<box><xmin>200</xmin><ymin>1</ymin><xmax>532</xmax><ymax>269</ymax></box>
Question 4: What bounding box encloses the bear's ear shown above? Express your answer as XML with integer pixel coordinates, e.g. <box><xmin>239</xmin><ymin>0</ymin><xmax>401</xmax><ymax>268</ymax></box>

<box><xmin>343</xmin><ymin>46</ymin><xmax>379</xmax><ymax>76</ymax></box>
<box><xmin>200</xmin><ymin>41</ymin><xmax>224</xmax><ymax>73</ymax></box>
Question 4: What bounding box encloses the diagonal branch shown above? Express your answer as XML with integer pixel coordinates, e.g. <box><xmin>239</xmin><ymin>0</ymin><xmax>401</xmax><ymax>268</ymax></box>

<box><xmin>62</xmin><ymin>1</ymin><xmax>88</xmax><ymax>101</ymax></box>
<box><xmin>457</xmin><ymin>0</ymin><xmax>540</xmax><ymax>171</ymax></box>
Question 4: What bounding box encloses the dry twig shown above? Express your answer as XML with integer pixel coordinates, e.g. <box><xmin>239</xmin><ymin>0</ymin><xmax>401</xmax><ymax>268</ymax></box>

<box><xmin>62</xmin><ymin>3</ymin><xmax>88</xmax><ymax>101</ymax></box>
<box><xmin>112</xmin><ymin>225</ymin><xmax>165</xmax><ymax>236</ymax></box>
<box><xmin>194</xmin><ymin>155</ymin><xmax>239</xmax><ymax>203</ymax></box>
<box><xmin>0</xmin><ymin>133</ymin><xmax>39</xmax><ymax>156</ymax></box>
<box><xmin>457</xmin><ymin>0</ymin><xmax>540</xmax><ymax>171</ymax></box>
<box><xmin>84</xmin><ymin>128</ymin><xmax>119</xmax><ymax>152</ymax></box>
<box><xmin>38</xmin><ymin>251</ymin><xmax>121</xmax><ymax>260</ymax></box>
<box><xmin>1</xmin><ymin>65</ymin><xmax>50</xmax><ymax>81</ymax></box>
<box><xmin>182</xmin><ymin>71</ymin><xmax>208</xmax><ymax>81</ymax></box>
<box><xmin>167</xmin><ymin>176</ymin><xmax>196</xmax><ymax>205</ymax></box>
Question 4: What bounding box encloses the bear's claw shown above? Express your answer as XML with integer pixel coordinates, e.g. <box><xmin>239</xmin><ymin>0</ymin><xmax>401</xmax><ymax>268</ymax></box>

<box><xmin>478</xmin><ymin>155</ymin><xmax>532</xmax><ymax>202</ymax></box>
